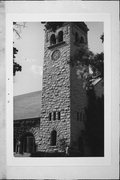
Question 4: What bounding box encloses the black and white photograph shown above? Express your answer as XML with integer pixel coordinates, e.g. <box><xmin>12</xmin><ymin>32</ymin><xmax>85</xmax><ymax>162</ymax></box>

<box><xmin>13</xmin><ymin>21</ymin><xmax>104</xmax><ymax>157</ymax></box>
<box><xmin>0</xmin><ymin>0</ymin><xmax>118</xmax><ymax>179</ymax></box>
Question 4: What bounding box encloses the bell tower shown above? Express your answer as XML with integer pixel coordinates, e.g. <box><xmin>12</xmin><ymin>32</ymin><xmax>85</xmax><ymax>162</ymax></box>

<box><xmin>38</xmin><ymin>22</ymin><xmax>89</xmax><ymax>154</ymax></box>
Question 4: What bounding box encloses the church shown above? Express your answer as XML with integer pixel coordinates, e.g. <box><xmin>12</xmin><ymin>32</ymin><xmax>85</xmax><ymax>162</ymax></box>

<box><xmin>14</xmin><ymin>22</ymin><xmax>104</xmax><ymax>157</ymax></box>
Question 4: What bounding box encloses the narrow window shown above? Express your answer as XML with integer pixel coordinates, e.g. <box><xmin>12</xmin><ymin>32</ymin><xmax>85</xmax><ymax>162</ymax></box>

<box><xmin>51</xmin><ymin>130</ymin><xmax>57</xmax><ymax>146</ymax></box>
<box><xmin>58</xmin><ymin>111</ymin><xmax>61</xmax><ymax>120</ymax></box>
<box><xmin>58</xmin><ymin>31</ymin><xmax>63</xmax><ymax>43</ymax></box>
<box><xmin>49</xmin><ymin>113</ymin><xmax>52</xmax><ymax>121</ymax></box>
<box><xmin>53</xmin><ymin>111</ymin><xmax>56</xmax><ymax>120</ymax></box>
<box><xmin>50</xmin><ymin>34</ymin><xmax>56</xmax><ymax>45</ymax></box>
<box><xmin>77</xmin><ymin>112</ymin><xmax>79</xmax><ymax>121</ymax></box>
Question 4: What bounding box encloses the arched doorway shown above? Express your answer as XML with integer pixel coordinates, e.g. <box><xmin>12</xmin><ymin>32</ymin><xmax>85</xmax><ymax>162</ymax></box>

<box><xmin>20</xmin><ymin>132</ymin><xmax>36</xmax><ymax>154</ymax></box>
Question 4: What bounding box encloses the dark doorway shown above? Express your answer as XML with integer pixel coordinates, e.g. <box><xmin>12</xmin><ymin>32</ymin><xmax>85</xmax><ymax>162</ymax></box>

<box><xmin>20</xmin><ymin>132</ymin><xmax>35</xmax><ymax>154</ymax></box>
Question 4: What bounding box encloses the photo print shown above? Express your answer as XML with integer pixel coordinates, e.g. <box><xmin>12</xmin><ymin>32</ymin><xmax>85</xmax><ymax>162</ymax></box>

<box><xmin>13</xmin><ymin>21</ymin><xmax>104</xmax><ymax>158</ymax></box>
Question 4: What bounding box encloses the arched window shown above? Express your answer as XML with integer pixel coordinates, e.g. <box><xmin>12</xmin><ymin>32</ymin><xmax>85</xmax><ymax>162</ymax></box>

<box><xmin>58</xmin><ymin>31</ymin><xmax>63</xmax><ymax>43</ymax></box>
<box><xmin>49</xmin><ymin>112</ymin><xmax>52</xmax><ymax>121</ymax></box>
<box><xmin>75</xmin><ymin>32</ymin><xmax>79</xmax><ymax>42</ymax></box>
<box><xmin>51</xmin><ymin>130</ymin><xmax>57</xmax><ymax>146</ymax></box>
<box><xmin>80</xmin><ymin>36</ymin><xmax>85</xmax><ymax>43</ymax></box>
<box><xmin>50</xmin><ymin>34</ymin><xmax>56</xmax><ymax>45</ymax></box>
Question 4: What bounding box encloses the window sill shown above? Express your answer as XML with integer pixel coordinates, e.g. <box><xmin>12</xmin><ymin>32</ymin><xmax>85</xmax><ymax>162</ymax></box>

<box><xmin>48</xmin><ymin>41</ymin><xmax>66</xmax><ymax>49</ymax></box>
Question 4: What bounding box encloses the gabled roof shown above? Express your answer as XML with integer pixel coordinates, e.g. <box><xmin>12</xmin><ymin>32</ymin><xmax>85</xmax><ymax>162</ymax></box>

<box><xmin>14</xmin><ymin>91</ymin><xmax>42</xmax><ymax>120</ymax></box>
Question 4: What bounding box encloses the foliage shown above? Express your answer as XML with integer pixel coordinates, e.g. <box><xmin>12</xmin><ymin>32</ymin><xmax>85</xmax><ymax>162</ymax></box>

<box><xmin>72</xmin><ymin>34</ymin><xmax>104</xmax><ymax>156</ymax></box>
<box><xmin>85</xmin><ymin>89</ymin><xmax>104</xmax><ymax>156</ymax></box>
<box><xmin>70</xmin><ymin>34</ymin><xmax>104</xmax><ymax>90</ymax></box>
<box><xmin>71</xmin><ymin>46</ymin><xmax>104</xmax><ymax>78</ymax></box>
<box><xmin>70</xmin><ymin>46</ymin><xmax>94</xmax><ymax>66</ymax></box>
<box><xmin>13</xmin><ymin>22</ymin><xmax>25</xmax><ymax>76</ymax></box>
<box><xmin>13</xmin><ymin>22</ymin><xmax>26</xmax><ymax>39</ymax></box>
<box><xmin>100</xmin><ymin>34</ymin><xmax>104</xmax><ymax>43</ymax></box>
<box><xmin>58</xmin><ymin>138</ymin><xmax>68</xmax><ymax>151</ymax></box>
<box><xmin>13</xmin><ymin>46</ymin><xmax>22</xmax><ymax>76</ymax></box>
<box><xmin>89</xmin><ymin>52</ymin><xmax>104</xmax><ymax>77</ymax></box>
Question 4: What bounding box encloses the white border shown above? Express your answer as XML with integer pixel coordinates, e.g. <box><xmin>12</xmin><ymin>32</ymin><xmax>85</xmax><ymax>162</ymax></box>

<box><xmin>6</xmin><ymin>13</ymin><xmax>111</xmax><ymax>167</ymax></box>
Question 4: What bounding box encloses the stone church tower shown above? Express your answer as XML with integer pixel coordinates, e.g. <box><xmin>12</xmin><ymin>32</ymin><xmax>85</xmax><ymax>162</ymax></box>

<box><xmin>38</xmin><ymin>22</ymin><xmax>89</xmax><ymax>153</ymax></box>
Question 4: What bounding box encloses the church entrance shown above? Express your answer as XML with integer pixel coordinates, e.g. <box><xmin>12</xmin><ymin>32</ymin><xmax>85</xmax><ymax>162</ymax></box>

<box><xmin>20</xmin><ymin>132</ymin><xmax>35</xmax><ymax>154</ymax></box>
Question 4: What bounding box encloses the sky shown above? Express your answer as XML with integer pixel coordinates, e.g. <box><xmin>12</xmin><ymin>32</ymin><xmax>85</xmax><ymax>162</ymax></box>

<box><xmin>14</xmin><ymin>22</ymin><xmax>103</xmax><ymax>96</ymax></box>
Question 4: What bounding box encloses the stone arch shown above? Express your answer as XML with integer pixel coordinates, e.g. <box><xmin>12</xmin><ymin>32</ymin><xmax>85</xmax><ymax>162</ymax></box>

<box><xmin>19</xmin><ymin>132</ymin><xmax>36</xmax><ymax>154</ymax></box>
<box><xmin>51</xmin><ymin>130</ymin><xmax>57</xmax><ymax>146</ymax></box>
<box><xmin>50</xmin><ymin>34</ymin><xmax>56</xmax><ymax>45</ymax></box>
<box><xmin>80</xmin><ymin>36</ymin><xmax>85</xmax><ymax>43</ymax></box>
<box><xmin>57</xmin><ymin>30</ymin><xmax>63</xmax><ymax>43</ymax></box>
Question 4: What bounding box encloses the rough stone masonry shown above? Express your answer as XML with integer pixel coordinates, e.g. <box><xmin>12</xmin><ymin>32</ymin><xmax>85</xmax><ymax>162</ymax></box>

<box><xmin>38</xmin><ymin>22</ymin><xmax>89</xmax><ymax>153</ymax></box>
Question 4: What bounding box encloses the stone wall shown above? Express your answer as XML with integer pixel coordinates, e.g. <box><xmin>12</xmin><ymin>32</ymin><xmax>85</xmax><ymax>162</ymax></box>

<box><xmin>39</xmin><ymin>22</ymin><xmax>88</xmax><ymax>153</ymax></box>
<box><xmin>14</xmin><ymin>118</ymin><xmax>40</xmax><ymax>151</ymax></box>
<box><xmin>39</xmin><ymin>24</ymin><xmax>71</xmax><ymax>152</ymax></box>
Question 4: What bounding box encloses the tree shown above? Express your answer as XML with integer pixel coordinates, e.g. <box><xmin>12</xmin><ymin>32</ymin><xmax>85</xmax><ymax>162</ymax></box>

<box><xmin>70</xmin><ymin>33</ymin><xmax>104</xmax><ymax>90</ymax></box>
<box><xmin>100</xmin><ymin>34</ymin><xmax>104</xmax><ymax>43</ymax></box>
<box><xmin>89</xmin><ymin>34</ymin><xmax>104</xmax><ymax>78</ymax></box>
<box><xmin>70</xmin><ymin>34</ymin><xmax>104</xmax><ymax>156</ymax></box>
<box><xmin>82</xmin><ymin>35</ymin><xmax>104</xmax><ymax>156</ymax></box>
<box><xmin>13</xmin><ymin>46</ymin><xmax>22</xmax><ymax>76</ymax></box>
<box><xmin>13</xmin><ymin>22</ymin><xmax>25</xmax><ymax>76</ymax></box>
<box><xmin>58</xmin><ymin>138</ymin><xmax>68</xmax><ymax>152</ymax></box>
<box><xmin>85</xmin><ymin>89</ymin><xmax>104</xmax><ymax>156</ymax></box>
<box><xmin>89</xmin><ymin>52</ymin><xmax>104</xmax><ymax>77</ymax></box>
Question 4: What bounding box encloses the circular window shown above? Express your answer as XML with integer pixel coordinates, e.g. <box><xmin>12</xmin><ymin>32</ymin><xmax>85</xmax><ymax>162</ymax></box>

<box><xmin>52</xmin><ymin>50</ymin><xmax>61</xmax><ymax>60</ymax></box>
